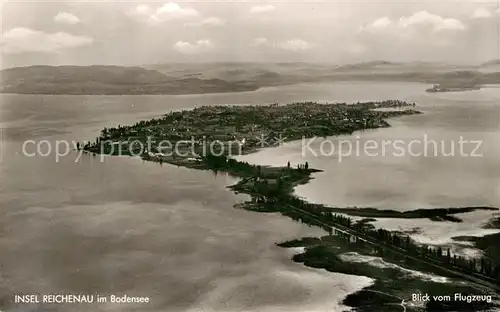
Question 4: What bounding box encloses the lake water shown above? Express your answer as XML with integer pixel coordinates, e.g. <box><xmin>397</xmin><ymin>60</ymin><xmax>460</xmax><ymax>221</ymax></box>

<box><xmin>1</xmin><ymin>82</ymin><xmax>499</xmax><ymax>311</ymax></box>
<box><xmin>235</xmin><ymin>83</ymin><xmax>500</xmax><ymax>256</ymax></box>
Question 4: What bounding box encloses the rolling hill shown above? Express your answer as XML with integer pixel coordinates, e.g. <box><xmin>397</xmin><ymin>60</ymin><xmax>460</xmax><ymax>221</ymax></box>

<box><xmin>2</xmin><ymin>62</ymin><xmax>499</xmax><ymax>95</ymax></box>
<box><xmin>0</xmin><ymin>65</ymin><xmax>259</xmax><ymax>95</ymax></box>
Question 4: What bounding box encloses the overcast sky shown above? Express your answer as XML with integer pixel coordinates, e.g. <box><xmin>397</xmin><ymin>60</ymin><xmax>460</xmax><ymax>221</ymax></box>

<box><xmin>1</xmin><ymin>0</ymin><xmax>499</xmax><ymax>68</ymax></box>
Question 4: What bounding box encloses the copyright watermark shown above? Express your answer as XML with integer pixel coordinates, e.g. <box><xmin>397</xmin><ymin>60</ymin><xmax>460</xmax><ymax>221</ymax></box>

<box><xmin>302</xmin><ymin>134</ymin><xmax>484</xmax><ymax>162</ymax></box>
<box><xmin>20</xmin><ymin>136</ymin><xmax>245</xmax><ymax>163</ymax></box>
<box><xmin>20</xmin><ymin>134</ymin><xmax>484</xmax><ymax>163</ymax></box>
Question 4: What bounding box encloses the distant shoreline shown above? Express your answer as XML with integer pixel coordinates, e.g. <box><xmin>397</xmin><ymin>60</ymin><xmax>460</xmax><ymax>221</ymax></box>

<box><xmin>426</xmin><ymin>84</ymin><xmax>482</xmax><ymax>93</ymax></box>
<box><xmin>2</xmin><ymin>64</ymin><xmax>499</xmax><ymax>95</ymax></box>
<box><xmin>0</xmin><ymin>85</ymin><xmax>261</xmax><ymax>96</ymax></box>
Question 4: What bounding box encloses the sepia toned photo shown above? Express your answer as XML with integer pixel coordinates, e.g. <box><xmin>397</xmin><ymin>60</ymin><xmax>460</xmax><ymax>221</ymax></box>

<box><xmin>1</xmin><ymin>1</ymin><xmax>499</xmax><ymax>311</ymax></box>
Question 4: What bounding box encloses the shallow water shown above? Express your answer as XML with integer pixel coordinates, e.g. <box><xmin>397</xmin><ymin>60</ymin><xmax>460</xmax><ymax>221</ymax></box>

<box><xmin>339</xmin><ymin>252</ymin><xmax>450</xmax><ymax>284</ymax></box>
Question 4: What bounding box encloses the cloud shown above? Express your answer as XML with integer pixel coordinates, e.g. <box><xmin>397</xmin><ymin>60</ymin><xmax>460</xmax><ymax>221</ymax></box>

<box><xmin>399</xmin><ymin>11</ymin><xmax>466</xmax><ymax>31</ymax></box>
<box><xmin>361</xmin><ymin>17</ymin><xmax>393</xmax><ymax>31</ymax></box>
<box><xmin>362</xmin><ymin>11</ymin><xmax>466</xmax><ymax>34</ymax></box>
<box><xmin>251</xmin><ymin>37</ymin><xmax>268</xmax><ymax>46</ymax></box>
<box><xmin>278</xmin><ymin>39</ymin><xmax>312</xmax><ymax>51</ymax></box>
<box><xmin>128</xmin><ymin>3</ymin><xmax>200</xmax><ymax>25</ymax></box>
<box><xmin>186</xmin><ymin>17</ymin><xmax>226</xmax><ymax>27</ymax></box>
<box><xmin>371</xmin><ymin>17</ymin><xmax>393</xmax><ymax>29</ymax></box>
<box><xmin>249</xmin><ymin>5</ymin><xmax>276</xmax><ymax>14</ymax></box>
<box><xmin>1</xmin><ymin>27</ymin><xmax>93</xmax><ymax>54</ymax></box>
<box><xmin>128</xmin><ymin>5</ymin><xmax>152</xmax><ymax>16</ymax></box>
<box><xmin>472</xmin><ymin>8</ymin><xmax>492</xmax><ymax>18</ymax></box>
<box><xmin>150</xmin><ymin>2</ymin><xmax>199</xmax><ymax>22</ymax></box>
<box><xmin>173</xmin><ymin>39</ymin><xmax>213</xmax><ymax>54</ymax></box>
<box><xmin>129</xmin><ymin>4</ymin><xmax>223</xmax><ymax>28</ymax></box>
<box><xmin>54</xmin><ymin>12</ymin><xmax>80</xmax><ymax>25</ymax></box>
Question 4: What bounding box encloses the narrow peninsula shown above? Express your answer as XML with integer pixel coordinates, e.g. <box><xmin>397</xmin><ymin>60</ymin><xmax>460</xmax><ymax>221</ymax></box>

<box><xmin>83</xmin><ymin>101</ymin><xmax>499</xmax><ymax>311</ymax></box>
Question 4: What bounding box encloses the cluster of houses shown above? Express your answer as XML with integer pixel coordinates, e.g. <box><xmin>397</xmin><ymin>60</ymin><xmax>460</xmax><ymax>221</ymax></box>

<box><xmin>96</xmin><ymin>101</ymin><xmax>416</xmax><ymax>157</ymax></box>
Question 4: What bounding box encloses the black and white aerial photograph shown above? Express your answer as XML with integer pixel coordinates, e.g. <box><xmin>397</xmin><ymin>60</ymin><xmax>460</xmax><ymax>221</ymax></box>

<box><xmin>1</xmin><ymin>0</ymin><xmax>500</xmax><ymax>311</ymax></box>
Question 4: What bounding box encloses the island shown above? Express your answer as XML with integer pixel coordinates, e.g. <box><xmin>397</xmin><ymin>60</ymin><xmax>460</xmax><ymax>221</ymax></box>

<box><xmin>83</xmin><ymin>100</ymin><xmax>419</xmax><ymax>160</ymax></box>
<box><xmin>426</xmin><ymin>84</ymin><xmax>481</xmax><ymax>93</ymax></box>
<box><xmin>83</xmin><ymin>100</ymin><xmax>499</xmax><ymax>311</ymax></box>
